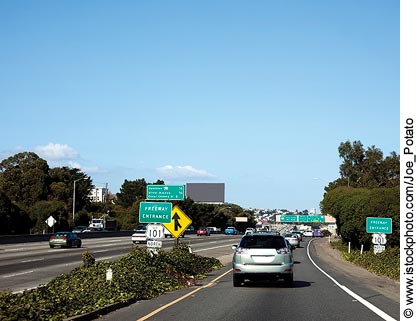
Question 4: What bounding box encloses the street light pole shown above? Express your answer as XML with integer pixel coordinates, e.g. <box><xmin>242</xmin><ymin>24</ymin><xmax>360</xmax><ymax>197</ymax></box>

<box><xmin>72</xmin><ymin>178</ymin><xmax>85</xmax><ymax>227</ymax></box>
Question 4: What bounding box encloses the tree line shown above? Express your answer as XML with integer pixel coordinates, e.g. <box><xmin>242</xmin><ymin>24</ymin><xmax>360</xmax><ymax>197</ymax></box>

<box><xmin>0</xmin><ymin>139</ymin><xmax>400</xmax><ymax>243</ymax></box>
<box><xmin>320</xmin><ymin>140</ymin><xmax>400</xmax><ymax>249</ymax></box>
<box><xmin>0</xmin><ymin>152</ymin><xmax>253</xmax><ymax>235</ymax></box>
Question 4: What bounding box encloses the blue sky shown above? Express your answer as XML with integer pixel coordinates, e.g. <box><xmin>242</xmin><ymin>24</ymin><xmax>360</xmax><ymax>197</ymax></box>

<box><xmin>0</xmin><ymin>1</ymin><xmax>400</xmax><ymax>211</ymax></box>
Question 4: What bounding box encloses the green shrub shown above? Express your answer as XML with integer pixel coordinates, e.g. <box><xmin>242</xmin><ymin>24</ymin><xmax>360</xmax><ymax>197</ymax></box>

<box><xmin>330</xmin><ymin>240</ymin><xmax>399</xmax><ymax>280</ymax></box>
<box><xmin>0</xmin><ymin>244</ymin><xmax>223</xmax><ymax>321</ymax></box>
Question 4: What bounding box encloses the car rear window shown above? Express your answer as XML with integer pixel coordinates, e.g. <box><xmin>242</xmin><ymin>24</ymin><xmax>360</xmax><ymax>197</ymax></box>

<box><xmin>239</xmin><ymin>235</ymin><xmax>286</xmax><ymax>249</ymax></box>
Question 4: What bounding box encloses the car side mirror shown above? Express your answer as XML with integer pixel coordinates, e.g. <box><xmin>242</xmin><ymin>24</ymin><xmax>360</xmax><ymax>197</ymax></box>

<box><xmin>231</xmin><ymin>245</ymin><xmax>237</xmax><ymax>250</ymax></box>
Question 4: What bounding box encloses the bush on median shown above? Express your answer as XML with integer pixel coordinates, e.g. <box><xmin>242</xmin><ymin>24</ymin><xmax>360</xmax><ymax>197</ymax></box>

<box><xmin>0</xmin><ymin>243</ymin><xmax>223</xmax><ymax>321</ymax></box>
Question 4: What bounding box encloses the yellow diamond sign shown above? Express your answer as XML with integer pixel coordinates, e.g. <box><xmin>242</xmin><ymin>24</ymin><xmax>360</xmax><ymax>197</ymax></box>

<box><xmin>163</xmin><ymin>205</ymin><xmax>192</xmax><ymax>238</ymax></box>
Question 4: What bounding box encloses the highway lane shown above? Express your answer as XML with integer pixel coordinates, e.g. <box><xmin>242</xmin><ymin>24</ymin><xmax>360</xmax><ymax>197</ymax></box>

<box><xmin>97</xmin><ymin>237</ymin><xmax>399</xmax><ymax>321</ymax></box>
<box><xmin>0</xmin><ymin>234</ymin><xmax>240</xmax><ymax>293</ymax></box>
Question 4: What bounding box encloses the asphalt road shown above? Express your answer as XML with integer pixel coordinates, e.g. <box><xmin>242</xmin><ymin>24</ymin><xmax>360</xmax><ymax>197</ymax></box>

<box><xmin>0</xmin><ymin>234</ymin><xmax>238</xmax><ymax>293</ymax></box>
<box><xmin>95</xmin><ymin>237</ymin><xmax>399</xmax><ymax>321</ymax></box>
<box><xmin>0</xmin><ymin>235</ymin><xmax>399</xmax><ymax>321</ymax></box>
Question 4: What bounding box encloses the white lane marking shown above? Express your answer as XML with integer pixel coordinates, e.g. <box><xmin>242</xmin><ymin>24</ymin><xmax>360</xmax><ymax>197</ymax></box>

<box><xmin>96</xmin><ymin>256</ymin><xmax>114</xmax><ymax>261</ymax></box>
<box><xmin>307</xmin><ymin>239</ymin><xmax>396</xmax><ymax>321</ymax></box>
<box><xmin>3</xmin><ymin>270</ymin><xmax>34</xmax><ymax>278</ymax></box>
<box><xmin>3</xmin><ymin>248</ymin><xmax>28</xmax><ymax>252</ymax></box>
<box><xmin>93</xmin><ymin>250</ymin><xmax>109</xmax><ymax>253</ymax></box>
<box><xmin>21</xmin><ymin>258</ymin><xmax>44</xmax><ymax>263</ymax></box>
<box><xmin>193</xmin><ymin>243</ymin><xmax>236</xmax><ymax>252</ymax></box>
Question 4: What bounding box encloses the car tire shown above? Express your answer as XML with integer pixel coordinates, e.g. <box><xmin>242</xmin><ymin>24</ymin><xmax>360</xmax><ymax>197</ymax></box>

<box><xmin>49</xmin><ymin>245</ymin><xmax>54</xmax><ymax>248</ymax></box>
<box><xmin>233</xmin><ymin>275</ymin><xmax>243</xmax><ymax>287</ymax></box>
<box><xmin>284</xmin><ymin>273</ymin><xmax>293</xmax><ymax>286</ymax></box>
<box><xmin>77</xmin><ymin>241</ymin><xmax>81</xmax><ymax>248</ymax></box>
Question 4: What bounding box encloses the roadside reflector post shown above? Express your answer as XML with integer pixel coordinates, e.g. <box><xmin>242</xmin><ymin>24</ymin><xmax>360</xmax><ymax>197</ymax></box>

<box><xmin>348</xmin><ymin>242</ymin><xmax>351</xmax><ymax>254</ymax></box>
<box><xmin>106</xmin><ymin>268</ymin><xmax>113</xmax><ymax>282</ymax></box>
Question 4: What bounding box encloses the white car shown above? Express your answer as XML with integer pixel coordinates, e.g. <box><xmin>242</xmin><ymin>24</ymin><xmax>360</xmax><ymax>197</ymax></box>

<box><xmin>303</xmin><ymin>230</ymin><xmax>313</xmax><ymax>237</ymax></box>
<box><xmin>132</xmin><ymin>225</ymin><xmax>148</xmax><ymax>243</ymax></box>
<box><xmin>245</xmin><ymin>228</ymin><xmax>255</xmax><ymax>235</ymax></box>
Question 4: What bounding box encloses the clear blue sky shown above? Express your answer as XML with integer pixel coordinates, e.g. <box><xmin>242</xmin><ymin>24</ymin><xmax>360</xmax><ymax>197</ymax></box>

<box><xmin>0</xmin><ymin>1</ymin><xmax>400</xmax><ymax>211</ymax></box>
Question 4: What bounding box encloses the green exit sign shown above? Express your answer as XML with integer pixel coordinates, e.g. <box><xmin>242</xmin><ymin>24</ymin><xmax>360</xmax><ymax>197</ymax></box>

<box><xmin>146</xmin><ymin>185</ymin><xmax>185</xmax><ymax>201</ymax></box>
<box><xmin>366</xmin><ymin>217</ymin><xmax>392</xmax><ymax>234</ymax></box>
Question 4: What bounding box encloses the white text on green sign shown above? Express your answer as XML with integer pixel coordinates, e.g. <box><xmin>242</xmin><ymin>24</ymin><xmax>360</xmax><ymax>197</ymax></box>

<box><xmin>139</xmin><ymin>202</ymin><xmax>172</xmax><ymax>223</ymax></box>
<box><xmin>146</xmin><ymin>185</ymin><xmax>185</xmax><ymax>201</ymax></box>
<box><xmin>366</xmin><ymin>217</ymin><xmax>392</xmax><ymax>234</ymax></box>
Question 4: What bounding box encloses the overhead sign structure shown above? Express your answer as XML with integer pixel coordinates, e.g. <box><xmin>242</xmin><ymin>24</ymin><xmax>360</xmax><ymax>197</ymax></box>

<box><xmin>147</xmin><ymin>185</ymin><xmax>185</xmax><ymax>201</ymax></box>
<box><xmin>278</xmin><ymin>215</ymin><xmax>325</xmax><ymax>223</ymax></box>
<box><xmin>139</xmin><ymin>202</ymin><xmax>172</xmax><ymax>223</ymax></box>
<box><xmin>279</xmin><ymin>215</ymin><xmax>298</xmax><ymax>222</ymax></box>
<box><xmin>163</xmin><ymin>205</ymin><xmax>192</xmax><ymax>238</ymax></box>
<box><xmin>366</xmin><ymin>217</ymin><xmax>392</xmax><ymax>234</ymax></box>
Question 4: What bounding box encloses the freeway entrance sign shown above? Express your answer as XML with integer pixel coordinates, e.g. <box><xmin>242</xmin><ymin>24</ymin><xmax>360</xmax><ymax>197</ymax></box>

<box><xmin>146</xmin><ymin>185</ymin><xmax>185</xmax><ymax>201</ymax></box>
<box><xmin>163</xmin><ymin>205</ymin><xmax>192</xmax><ymax>238</ymax></box>
<box><xmin>139</xmin><ymin>202</ymin><xmax>172</xmax><ymax>223</ymax></box>
<box><xmin>366</xmin><ymin>217</ymin><xmax>392</xmax><ymax>234</ymax></box>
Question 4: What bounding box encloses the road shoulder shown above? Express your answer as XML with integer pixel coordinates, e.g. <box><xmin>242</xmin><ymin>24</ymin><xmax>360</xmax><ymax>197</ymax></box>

<box><xmin>309</xmin><ymin>237</ymin><xmax>399</xmax><ymax>304</ymax></box>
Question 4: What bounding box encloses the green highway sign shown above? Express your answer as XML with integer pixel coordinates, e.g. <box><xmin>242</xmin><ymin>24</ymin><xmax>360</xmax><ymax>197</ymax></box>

<box><xmin>146</xmin><ymin>185</ymin><xmax>185</xmax><ymax>201</ymax></box>
<box><xmin>279</xmin><ymin>215</ymin><xmax>325</xmax><ymax>223</ymax></box>
<box><xmin>306</xmin><ymin>215</ymin><xmax>325</xmax><ymax>223</ymax></box>
<box><xmin>280</xmin><ymin>215</ymin><xmax>298</xmax><ymax>222</ymax></box>
<box><xmin>139</xmin><ymin>202</ymin><xmax>172</xmax><ymax>223</ymax></box>
<box><xmin>366</xmin><ymin>217</ymin><xmax>392</xmax><ymax>234</ymax></box>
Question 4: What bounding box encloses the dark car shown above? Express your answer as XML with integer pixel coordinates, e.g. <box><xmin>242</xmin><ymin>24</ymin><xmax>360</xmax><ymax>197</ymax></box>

<box><xmin>49</xmin><ymin>232</ymin><xmax>82</xmax><ymax>248</ymax></box>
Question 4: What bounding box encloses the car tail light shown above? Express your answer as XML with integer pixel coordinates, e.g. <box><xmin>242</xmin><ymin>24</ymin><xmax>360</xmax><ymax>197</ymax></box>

<box><xmin>276</xmin><ymin>248</ymin><xmax>289</xmax><ymax>254</ymax></box>
<box><xmin>49</xmin><ymin>237</ymin><xmax>53</xmax><ymax>241</ymax></box>
<box><xmin>235</xmin><ymin>247</ymin><xmax>249</xmax><ymax>255</ymax></box>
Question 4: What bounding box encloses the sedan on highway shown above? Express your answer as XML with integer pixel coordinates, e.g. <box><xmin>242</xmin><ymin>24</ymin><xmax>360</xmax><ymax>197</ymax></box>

<box><xmin>303</xmin><ymin>230</ymin><xmax>313</xmax><ymax>237</ymax></box>
<box><xmin>232</xmin><ymin>233</ymin><xmax>294</xmax><ymax>286</ymax></box>
<box><xmin>132</xmin><ymin>225</ymin><xmax>148</xmax><ymax>243</ymax></box>
<box><xmin>49</xmin><ymin>232</ymin><xmax>82</xmax><ymax>248</ymax></box>
<box><xmin>225</xmin><ymin>226</ymin><xmax>238</xmax><ymax>235</ymax></box>
<box><xmin>197</xmin><ymin>227</ymin><xmax>211</xmax><ymax>236</ymax></box>
<box><xmin>284</xmin><ymin>233</ymin><xmax>300</xmax><ymax>249</ymax></box>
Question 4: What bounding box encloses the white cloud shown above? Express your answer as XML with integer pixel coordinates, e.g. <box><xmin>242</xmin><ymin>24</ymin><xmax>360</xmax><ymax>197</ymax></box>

<box><xmin>156</xmin><ymin>165</ymin><xmax>215</xmax><ymax>180</ymax></box>
<box><xmin>68</xmin><ymin>161</ymin><xmax>107</xmax><ymax>174</ymax></box>
<box><xmin>35</xmin><ymin>143</ymin><xmax>78</xmax><ymax>160</ymax></box>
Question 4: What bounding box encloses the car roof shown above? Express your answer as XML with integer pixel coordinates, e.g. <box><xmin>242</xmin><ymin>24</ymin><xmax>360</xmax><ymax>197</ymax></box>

<box><xmin>244</xmin><ymin>232</ymin><xmax>282</xmax><ymax>237</ymax></box>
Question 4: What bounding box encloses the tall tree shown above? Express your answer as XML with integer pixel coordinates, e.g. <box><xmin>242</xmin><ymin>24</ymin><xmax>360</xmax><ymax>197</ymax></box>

<box><xmin>116</xmin><ymin>179</ymin><xmax>148</xmax><ymax>207</ymax></box>
<box><xmin>0</xmin><ymin>152</ymin><xmax>49</xmax><ymax>207</ymax></box>
<box><xmin>326</xmin><ymin>140</ymin><xmax>399</xmax><ymax>191</ymax></box>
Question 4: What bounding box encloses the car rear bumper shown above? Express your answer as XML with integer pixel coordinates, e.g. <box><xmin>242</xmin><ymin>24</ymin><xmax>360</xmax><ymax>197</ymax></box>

<box><xmin>233</xmin><ymin>263</ymin><xmax>293</xmax><ymax>275</ymax></box>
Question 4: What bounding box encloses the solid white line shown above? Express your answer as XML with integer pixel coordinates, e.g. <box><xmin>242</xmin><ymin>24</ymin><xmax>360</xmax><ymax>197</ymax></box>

<box><xmin>3</xmin><ymin>270</ymin><xmax>34</xmax><ymax>278</ymax></box>
<box><xmin>21</xmin><ymin>258</ymin><xmax>44</xmax><ymax>263</ymax></box>
<box><xmin>306</xmin><ymin>239</ymin><xmax>396</xmax><ymax>321</ymax></box>
<box><xmin>96</xmin><ymin>256</ymin><xmax>114</xmax><ymax>261</ymax></box>
<box><xmin>193</xmin><ymin>243</ymin><xmax>236</xmax><ymax>252</ymax></box>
